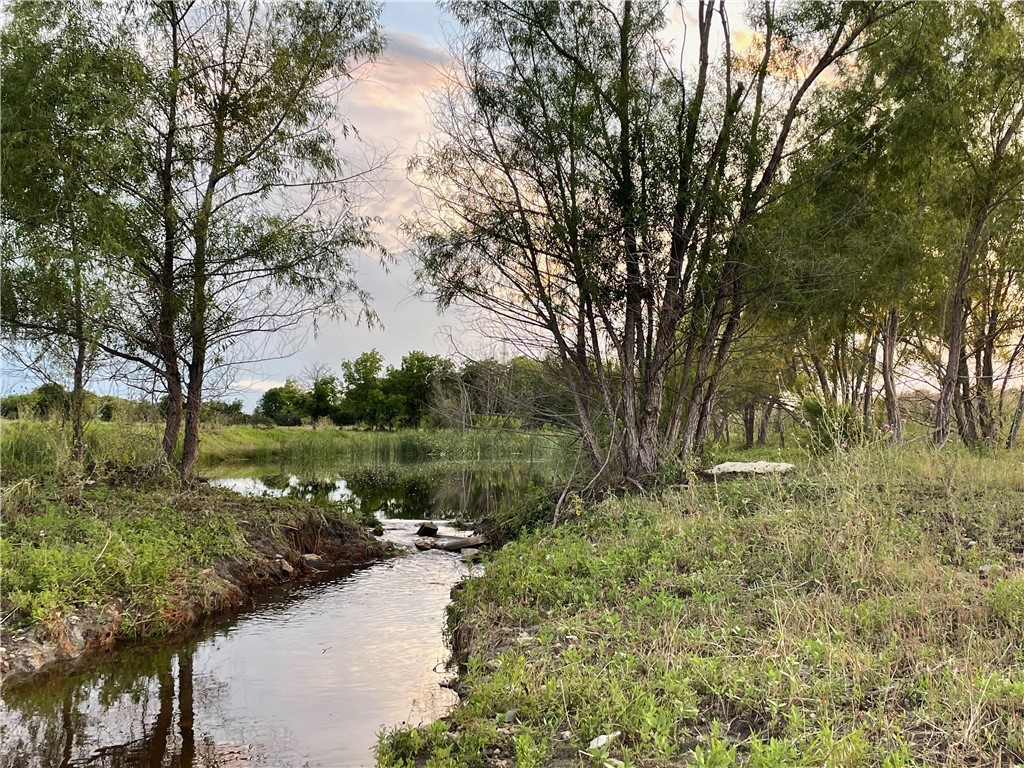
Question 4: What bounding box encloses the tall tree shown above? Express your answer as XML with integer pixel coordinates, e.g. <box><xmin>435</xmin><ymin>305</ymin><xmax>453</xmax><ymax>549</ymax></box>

<box><xmin>4</xmin><ymin>0</ymin><xmax>386</xmax><ymax>478</ymax></box>
<box><xmin>411</xmin><ymin>0</ymin><xmax>905</xmax><ymax>484</ymax></box>
<box><xmin>1</xmin><ymin>0</ymin><xmax>140</xmax><ymax>461</ymax></box>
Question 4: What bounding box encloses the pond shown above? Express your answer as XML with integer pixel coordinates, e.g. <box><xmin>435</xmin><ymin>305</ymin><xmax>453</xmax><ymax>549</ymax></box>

<box><xmin>0</xmin><ymin>456</ymin><xmax>558</xmax><ymax>768</ymax></box>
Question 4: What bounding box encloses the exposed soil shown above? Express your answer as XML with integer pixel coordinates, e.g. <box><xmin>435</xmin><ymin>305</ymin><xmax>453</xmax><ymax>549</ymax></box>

<box><xmin>0</xmin><ymin>511</ymin><xmax>386</xmax><ymax>684</ymax></box>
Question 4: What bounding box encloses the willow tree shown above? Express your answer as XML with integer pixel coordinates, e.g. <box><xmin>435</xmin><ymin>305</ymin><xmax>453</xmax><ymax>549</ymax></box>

<box><xmin>411</xmin><ymin>0</ymin><xmax>905</xmax><ymax>484</ymax></box>
<box><xmin>132</xmin><ymin>0</ymin><xmax>386</xmax><ymax>478</ymax></box>
<box><xmin>3</xmin><ymin>0</ymin><xmax>384</xmax><ymax>479</ymax></box>
<box><xmin>1</xmin><ymin>0</ymin><xmax>141</xmax><ymax>462</ymax></box>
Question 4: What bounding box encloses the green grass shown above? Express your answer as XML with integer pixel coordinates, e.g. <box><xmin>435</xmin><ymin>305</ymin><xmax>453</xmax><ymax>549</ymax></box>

<box><xmin>199</xmin><ymin>425</ymin><xmax>565</xmax><ymax>469</ymax></box>
<box><xmin>0</xmin><ymin>481</ymin><xmax>376</xmax><ymax>636</ymax></box>
<box><xmin>0</xmin><ymin>420</ymin><xmax>566</xmax><ymax>480</ymax></box>
<box><xmin>378</xmin><ymin>446</ymin><xmax>1024</xmax><ymax>767</ymax></box>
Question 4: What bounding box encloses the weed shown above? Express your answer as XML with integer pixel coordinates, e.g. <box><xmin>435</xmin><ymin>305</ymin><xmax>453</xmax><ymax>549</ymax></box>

<box><xmin>379</xmin><ymin>446</ymin><xmax>1024</xmax><ymax>767</ymax></box>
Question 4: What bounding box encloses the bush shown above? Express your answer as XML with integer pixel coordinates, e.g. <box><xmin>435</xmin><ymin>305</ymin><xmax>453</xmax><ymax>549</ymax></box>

<box><xmin>801</xmin><ymin>396</ymin><xmax>860</xmax><ymax>452</ymax></box>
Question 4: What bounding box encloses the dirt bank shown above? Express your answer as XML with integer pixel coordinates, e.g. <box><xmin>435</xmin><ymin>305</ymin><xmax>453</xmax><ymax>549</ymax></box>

<box><xmin>1</xmin><ymin>491</ymin><xmax>385</xmax><ymax>684</ymax></box>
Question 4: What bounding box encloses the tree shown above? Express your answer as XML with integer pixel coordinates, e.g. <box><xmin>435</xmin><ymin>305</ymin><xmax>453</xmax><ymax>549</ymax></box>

<box><xmin>339</xmin><ymin>350</ymin><xmax>389</xmax><ymax>428</ymax></box>
<box><xmin>411</xmin><ymin>0</ymin><xmax>905</xmax><ymax>484</ymax></box>
<box><xmin>307</xmin><ymin>373</ymin><xmax>342</xmax><ymax>426</ymax></box>
<box><xmin>3</xmin><ymin>0</ymin><xmax>386</xmax><ymax>479</ymax></box>
<box><xmin>1</xmin><ymin>0</ymin><xmax>140</xmax><ymax>461</ymax></box>
<box><xmin>382</xmin><ymin>352</ymin><xmax>453</xmax><ymax>427</ymax></box>
<box><xmin>256</xmin><ymin>379</ymin><xmax>308</xmax><ymax>427</ymax></box>
<box><xmin>123</xmin><ymin>0</ymin><xmax>386</xmax><ymax>478</ymax></box>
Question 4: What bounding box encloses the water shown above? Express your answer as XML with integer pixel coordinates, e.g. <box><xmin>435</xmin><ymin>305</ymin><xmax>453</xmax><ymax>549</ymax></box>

<box><xmin>0</xmin><ymin>458</ymin><xmax>554</xmax><ymax>768</ymax></box>
<box><xmin>203</xmin><ymin>458</ymin><xmax>552</xmax><ymax>521</ymax></box>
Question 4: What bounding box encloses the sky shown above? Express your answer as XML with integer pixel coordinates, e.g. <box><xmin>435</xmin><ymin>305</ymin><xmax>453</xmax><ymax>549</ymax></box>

<box><xmin>230</xmin><ymin>2</ymin><xmax>463</xmax><ymax>408</ymax></box>
<box><xmin>1</xmin><ymin>1</ymin><xmax>755</xmax><ymax>410</ymax></box>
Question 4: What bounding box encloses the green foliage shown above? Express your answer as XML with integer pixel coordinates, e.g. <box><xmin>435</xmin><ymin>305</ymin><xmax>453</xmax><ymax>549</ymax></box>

<box><xmin>380</xmin><ymin>448</ymin><xmax>1024</xmax><ymax>767</ymax></box>
<box><xmin>0</xmin><ymin>484</ymin><xmax>367</xmax><ymax>633</ymax></box>
<box><xmin>800</xmin><ymin>396</ymin><xmax>861</xmax><ymax>453</ymax></box>
<box><xmin>256</xmin><ymin>379</ymin><xmax>309</xmax><ymax>427</ymax></box>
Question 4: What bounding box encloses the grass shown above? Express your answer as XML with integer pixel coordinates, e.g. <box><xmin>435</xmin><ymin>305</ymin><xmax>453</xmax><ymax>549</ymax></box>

<box><xmin>0</xmin><ymin>480</ymin><xmax>377</xmax><ymax>637</ymax></box>
<box><xmin>378</xmin><ymin>445</ymin><xmax>1024</xmax><ymax>767</ymax></box>
<box><xmin>0</xmin><ymin>419</ymin><xmax>566</xmax><ymax>480</ymax></box>
<box><xmin>199</xmin><ymin>424</ymin><xmax>565</xmax><ymax>469</ymax></box>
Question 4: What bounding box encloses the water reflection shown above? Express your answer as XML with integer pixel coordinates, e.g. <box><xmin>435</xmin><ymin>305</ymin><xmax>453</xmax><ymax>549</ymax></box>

<box><xmin>1</xmin><ymin>640</ymin><xmax>212</xmax><ymax>768</ymax></box>
<box><xmin>0</xmin><ymin>520</ymin><xmax>469</xmax><ymax>768</ymax></box>
<box><xmin>209</xmin><ymin>461</ymin><xmax>549</xmax><ymax>520</ymax></box>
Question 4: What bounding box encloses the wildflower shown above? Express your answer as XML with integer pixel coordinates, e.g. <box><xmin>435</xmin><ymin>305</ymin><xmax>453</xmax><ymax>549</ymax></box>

<box><xmin>882</xmin><ymin>423</ymin><xmax>891</xmax><ymax>431</ymax></box>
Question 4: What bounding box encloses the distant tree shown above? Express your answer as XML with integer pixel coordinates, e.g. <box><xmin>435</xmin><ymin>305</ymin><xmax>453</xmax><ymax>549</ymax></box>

<box><xmin>382</xmin><ymin>352</ymin><xmax>453</xmax><ymax>427</ymax></box>
<box><xmin>202</xmin><ymin>399</ymin><xmax>247</xmax><ymax>426</ymax></box>
<box><xmin>256</xmin><ymin>380</ymin><xmax>308</xmax><ymax>427</ymax></box>
<box><xmin>339</xmin><ymin>350</ymin><xmax>388</xmax><ymax>428</ymax></box>
<box><xmin>307</xmin><ymin>375</ymin><xmax>342</xmax><ymax>427</ymax></box>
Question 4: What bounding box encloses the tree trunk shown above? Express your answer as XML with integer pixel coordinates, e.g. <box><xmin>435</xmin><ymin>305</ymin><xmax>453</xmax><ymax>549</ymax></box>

<box><xmin>861</xmin><ymin>330</ymin><xmax>878</xmax><ymax>433</ymax></box>
<box><xmin>936</xmin><ymin>260</ymin><xmax>973</xmax><ymax>444</ymax></box>
<box><xmin>1006</xmin><ymin>388</ymin><xmax>1024</xmax><ymax>449</ymax></box>
<box><xmin>158</xmin><ymin>1</ymin><xmax>184</xmax><ymax>465</ymax></box>
<box><xmin>881</xmin><ymin>309</ymin><xmax>902</xmax><ymax>441</ymax></box>
<box><xmin>757</xmin><ymin>400</ymin><xmax>775</xmax><ymax>446</ymax></box>
<box><xmin>957</xmin><ymin>343</ymin><xmax>979</xmax><ymax>446</ymax></box>
<box><xmin>180</xmin><ymin>370</ymin><xmax>203</xmax><ymax>481</ymax></box>
<box><xmin>742</xmin><ymin>403</ymin><xmax>755</xmax><ymax>448</ymax></box>
<box><xmin>70</xmin><ymin>241</ymin><xmax>87</xmax><ymax>465</ymax></box>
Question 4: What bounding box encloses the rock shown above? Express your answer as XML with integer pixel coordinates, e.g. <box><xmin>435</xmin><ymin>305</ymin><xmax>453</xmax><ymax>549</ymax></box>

<box><xmin>416</xmin><ymin>522</ymin><xmax>439</xmax><ymax>537</ymax></box>
<box><xmin>588</xmin><ymin>731</ymin><xmax>621</xmax><ymax>750</ymax></box>
<box><xmin>414</xmin><ymin>538</ymin><xmax>435</xmax><ymax>551</ymax></box>
<box><xmin>302</xmin><ymin>553</ymin><xmax>326</xmax><ymax>570</ymax></box>
<box><xmin>461</xmin><ymin>548</ymin><xmax>482</xmax><ymax>563</ymax></box>
<box><xmin>978</xmin><ymin>564</ymin><xmax>1005</xmax><ymax>579</ymax></box>
<box><xmin>704</xmin><ymin>461</ymin><xmax>795</xmax><ymax>477</ymax></box>
<box><xmin>434</xmin><ymin>535</ymin><xmax>488</xmax><ymax>552</ymax></box>
<box><xmin>279</xmin><ymin>560</ymin><xmax>294</xmax><ymax>576</ymax></box>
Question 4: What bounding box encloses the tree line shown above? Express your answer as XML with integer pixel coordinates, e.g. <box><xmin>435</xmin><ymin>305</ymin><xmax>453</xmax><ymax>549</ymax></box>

<box><xmin>4</xmin><ymin>1</ymin><xmax>1024</xmax><ymax>487</ymax></box>
<box><xmin>255</xmin><ymin>350</ymin><xmax>579</xmax><ymax>430</ymax></box>
<box><xmin>411</xmin><ymin>0</ymin><xmax>1024</xmax><ymax>484</ymax></box>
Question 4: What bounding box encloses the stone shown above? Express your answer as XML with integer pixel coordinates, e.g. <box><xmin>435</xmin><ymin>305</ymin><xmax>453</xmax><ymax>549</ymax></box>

<box><xmin>433</xmin><ymin>535</ymin><xmax>488</xmax><ymax>552</ymax></box>
<box><xmin>588</xmin><ymin>731</ymin><xmax>621</xmax><ymax>750</ymax></box>
<box><xmin>414</xmin><ymin>538</ymin><xmax>435</xmax><ymax>551</ymax></box>
<box><xmin>416</xmin><ymin>522</ymin><xmax>439</xmax><ymax>537</ymax></box>
<box><xmin>978</xmin><ymin>564</ymin><xmax>1005</xmax><ymax>579</ymax></box>
<box><xmin>704</xmin><ymin>461</ymin><xmax>795</xmax><ymax>477</ymax></box>
<box><xmin>302</xmin><ymin>553</ymin><xmax>326</xmax><ymax>570</ymax></box>
<box><xmin>461</xmin><ymin>548</ymin><xmax>482</xmax><ymax>563</ymax></box>
<box><xmin>279</xmin><ymin>560</ymin><xmax>294</xmax><ymax>576</ymax></box>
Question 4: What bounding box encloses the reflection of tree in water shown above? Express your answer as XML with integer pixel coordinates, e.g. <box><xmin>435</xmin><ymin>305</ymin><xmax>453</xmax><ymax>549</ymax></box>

<box><xmin>341</xmin><ymin>463</ymin><xmax>549</xmax><ymax>520</ymax></box>
<box><xmin>0</xmin><ymin>640</ymin><xmax>253</xmax><ymax>768</ymax></box>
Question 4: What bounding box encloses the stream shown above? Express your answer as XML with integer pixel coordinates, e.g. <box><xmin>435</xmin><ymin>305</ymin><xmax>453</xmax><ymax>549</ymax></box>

<box><xmin>0</xmin><ymin>459</ymin><xmax>553</xmax><ymax>768</ymax></box>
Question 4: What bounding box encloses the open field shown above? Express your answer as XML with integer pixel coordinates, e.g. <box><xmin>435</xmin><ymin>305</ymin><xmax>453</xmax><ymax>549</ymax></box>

<box><xmin>379</xmin><ymin>447</ymin><xmax>1024</xmax><ymax>767</ymax></box>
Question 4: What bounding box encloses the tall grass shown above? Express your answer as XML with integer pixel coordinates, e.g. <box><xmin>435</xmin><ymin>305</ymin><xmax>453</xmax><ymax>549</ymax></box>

<box><xmin>0</xmin><ymin>420</ymin><xmax>165</xmax><ymax>481</ymax></box>
<box><xmin>0</xmin><ymin>421</ymin><xmax>567</xmax><ymax>482</ymax></box>
<box><xmin>380</xmin><ymin>445</ymin><xmax>1024</xmax><ymax>768</ymax></box>
<box><xmin>199</xmin><ymin>426</ymin><xmax>566</xmax><ymax>470</ymax></box>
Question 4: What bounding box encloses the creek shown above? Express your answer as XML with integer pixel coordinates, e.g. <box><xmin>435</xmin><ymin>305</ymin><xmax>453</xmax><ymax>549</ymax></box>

<box><xmin>0</xmin><ymin>458</ymin><xmax>555</xmax><ymax>767</ymax></box>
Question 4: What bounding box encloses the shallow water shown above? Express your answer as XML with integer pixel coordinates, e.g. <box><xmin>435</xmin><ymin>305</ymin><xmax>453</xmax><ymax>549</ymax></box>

<box><xmin>0</xmin><ymin>517</ymin><xmax>474</xmax><ymax>768</ymax></box>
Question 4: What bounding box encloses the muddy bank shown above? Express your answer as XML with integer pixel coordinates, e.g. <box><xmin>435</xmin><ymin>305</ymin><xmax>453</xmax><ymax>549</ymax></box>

<box><xmin>1</xmin><ymin>508</ymin><xmax>385</xmax><ymax>684</ymax></box>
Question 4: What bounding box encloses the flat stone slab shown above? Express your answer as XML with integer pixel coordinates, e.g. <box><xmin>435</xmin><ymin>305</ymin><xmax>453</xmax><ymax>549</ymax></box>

<box><xmin>433</xmin><ymin>535</ymin><xmax>488</xmax><ymax>552</ymax></box>
<box><xmin>705</xmin><ymin>461</ymin><xmax>795</xmax><ymax>477</ymax></box>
